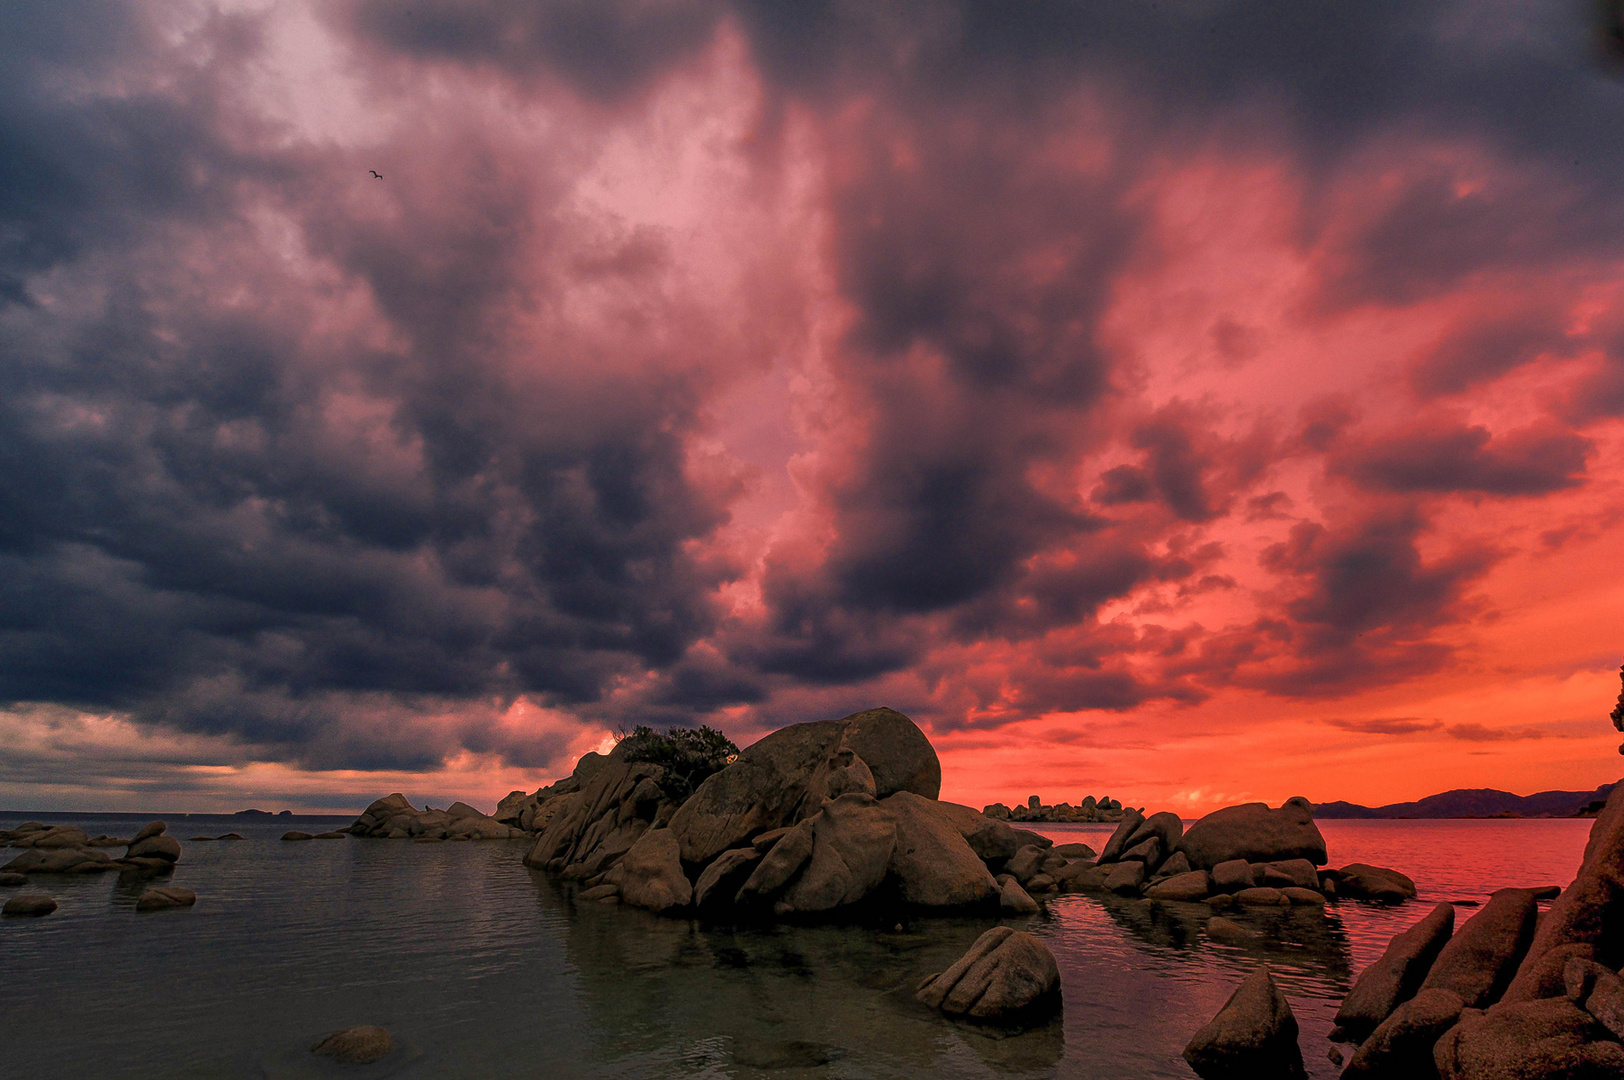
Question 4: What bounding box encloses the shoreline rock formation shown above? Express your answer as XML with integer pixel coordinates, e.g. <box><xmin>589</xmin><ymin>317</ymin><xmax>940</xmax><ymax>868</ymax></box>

<box><xmin>1</xmin><ymin>820</ymin><xmax>182</xmax><ymax>880</ymax></box>
<box><xmin>983</xmin><ymin>795</ymin><xmax>1129</xmax><ymax>823</ymax></box>
<box><xmin>346</xmin><ymin>795</ymin><xmax>527</xmax><ymax>840</ymax></box>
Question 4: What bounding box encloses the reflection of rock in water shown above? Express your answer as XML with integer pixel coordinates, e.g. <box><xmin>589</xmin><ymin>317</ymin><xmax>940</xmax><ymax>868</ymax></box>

<box><xmin>1059</xmin><ymin>892</ymin><xmax>1355</xmax><ymax>985</ymax></box>
<box><xmin>533</xmin><ymin>873</ymin><xmax>1063</xmax><ymax>1076</ymax></box>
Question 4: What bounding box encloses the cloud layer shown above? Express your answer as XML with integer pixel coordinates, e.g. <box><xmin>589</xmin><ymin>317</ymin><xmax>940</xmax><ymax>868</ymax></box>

<box><xmin>2</xmin><ymin>0</ymin><xmax>1622</xmax><ymax>811</ymax></box>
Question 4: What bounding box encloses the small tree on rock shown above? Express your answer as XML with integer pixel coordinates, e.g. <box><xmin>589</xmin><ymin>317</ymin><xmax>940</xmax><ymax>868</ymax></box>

<box><xmin>615</xmin><ymin>725</ymin><xmax>740</xmax><ymax>803</ymax></box>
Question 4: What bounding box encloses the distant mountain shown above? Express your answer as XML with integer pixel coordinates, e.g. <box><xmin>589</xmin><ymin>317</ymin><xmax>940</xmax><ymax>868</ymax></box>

<box><xmin>1316</xmin><ymin>782</ymin><xmax>1618</xmax><ymax>819</ymax></box>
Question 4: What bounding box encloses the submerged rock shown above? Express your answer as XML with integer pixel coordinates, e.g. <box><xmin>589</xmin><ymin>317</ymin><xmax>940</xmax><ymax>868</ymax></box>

<box><xmin>3</xmin><ymin>893</ymin><xmax>57</xmax><ymax>917</ymax></box>
<box><xmin>311</xmin><ymin>1025</ymin><xmax>394</xmax><ymax>1065</ymax></box>
<box><xmin>0</xmin><ymin>872</ymin><xmax>25</xmax><ymax>886</ymax></box>
<box><xmin>915</xmin><ymin>927</ymin><xmax>1061</xmax><ymax>1020</ymax></box>
<box><xmin>136</xmin><ymin>886</ymin><xmax>197</xmax><ymax>911</ymax></box>
<box><xmin>1183</xmin><ymin>966</ymin><xmax>1306</xmax><ymax>1079</ymax></box>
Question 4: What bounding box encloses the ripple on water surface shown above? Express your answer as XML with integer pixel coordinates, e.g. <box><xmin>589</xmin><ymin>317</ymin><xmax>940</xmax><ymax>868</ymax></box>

<box><xmin>0</xmin><ymin>814</ymin><xmax>1595</xmax><ymax>1079</ymax></box>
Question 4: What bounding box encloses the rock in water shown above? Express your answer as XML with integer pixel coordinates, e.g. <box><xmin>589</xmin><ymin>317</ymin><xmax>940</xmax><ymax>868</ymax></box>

<box><xmin>311</xmin><ymin>1025</ymin><xmax>394</xmax><ymax>1064</ymax></box>
<box><xmin>1000</xmin><ymin>877</ymin><xmax>1040</xmax><ymax>914</ymax></box>
<box><xmin>1434</xmin><ymin>998</ymin><xmax>1624</xmax><ymax>1079</ymax></box>
<box><xmin>1335</xmin><ymin>902</ymin><xmax>1455</xmax><ymax>1040</ymax></box>
<box><xmin>915</xmin><ymin>927</ymin><xmax>1061</xmax><ymax>1019</ymax></box>
<box><xmin>1502</xmin><ymin>781</ymin><xmax>1624</xmax><ymax>1002</ymax></box>
<box><xmin>1334</xmin><ymin>863</ymin><xmax>1417</xmax><ymax>903</ymax></box>
<box><xmin>1145</xmin><ymin>870</ymin><xmax>1211</xmax><ymax>902</ymax></box>
<box><xmin>1419</xmin><ymin>888</ymin><xmax>1538</xmax><ymax>1008</ymax></box>
<box><xmin>136</xmin><ymin>887</ymin><xmax>197</xmax><ymax>911</ymax></box>
<box><xmin>606</xmin><ymin>828</ymin><xmax>691</xmax><ymax>914</ymax></box>
<box><xmin>2</xmin><ymin>893</ymin><xmax>57</xmax><ymax>917</ymax></box>
<box><xmin>1178</xmin><ymin>798</ymin><xmax>1326</xmax><ymax>870</ymax></box>
<box><xmin>126</xmin><ymin>823</ymin><xmax>181</xmax><ymax>864</ymax></box>
<box><xmin>0</xmin><ymin>873</ymin><xmax>26</xmax><ymax>886</ymax></box>
<box><xmin>1341</xmin><ymin>987</ymin><xmax>1464</xmax><ymax>1077</ymax></box>
<box><xmin>281</xmin><ymin>831</ymin><xmax>314</xmax><ymax>842</ymax></box>
<box><xmin>1182</xmin><ymin>966</ymin><xmax>1306</xmax><ymax>1080</ymax></box>
<box><xmin>883</xmin><ymin>791</ymin><xmax>999</xmax><ymax>908</ymax></box>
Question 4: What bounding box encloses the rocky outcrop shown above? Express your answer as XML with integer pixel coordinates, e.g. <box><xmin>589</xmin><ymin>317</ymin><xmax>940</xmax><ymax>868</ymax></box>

<box><xmin>1419</xmin><ymin>888</ymin><xmax>1538</xmax><ymax>1008</ymax></box>
<box><xmin>667</xmin><ymin>708</ymin><xmax>940</xmax><ymax>867</ymax></box>
<box><xmin>1341</xmin><ymin>987</ymin><xmax>1465</xmax><ymax>1077</ymax></box>
<box><xmin>1434</xmin><ymin>998</ymin><xmax>1624</xmax><ymax>1079</ymax></box>
<box><xmin>1182</xmin><ymin>966</ymin><xmax>1306</xmax><ymax>1079</ymax></box>
<box><xmin>1330</xmin><ymin>863</ymin><xmax>1418</xmax><ymax>903</ymax></box>
<box><xmin>915</xmin><ymin>927</ymin><xmax>1061</xmax><ymax>1020</ymax></box>
<box><xmin>347</xmin><ymin>794</ymin><xmax>526</xmax><ymax>841</ymax></box>
<box><xmin>603</xmin><ymin>828</ymin><xmax>691</xmax><ymax>913</ymax></box>
<box><xmin>525</xmin><ymin>757</ymin><xmax>671</xmax><ymax>879</ymax></box>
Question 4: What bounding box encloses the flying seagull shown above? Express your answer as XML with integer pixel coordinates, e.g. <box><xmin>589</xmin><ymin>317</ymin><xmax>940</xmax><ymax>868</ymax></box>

<box><xmin>369</xmin><ymin>170</ymin><xmax>382</xmax><ymax>179</ymax></box>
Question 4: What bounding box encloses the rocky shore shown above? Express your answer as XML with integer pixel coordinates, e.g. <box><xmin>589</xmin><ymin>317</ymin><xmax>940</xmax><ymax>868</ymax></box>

<box><xmin>0</xmin><ymin>820</ymin><xmax>190</xmax><ymax>918</ymax></box>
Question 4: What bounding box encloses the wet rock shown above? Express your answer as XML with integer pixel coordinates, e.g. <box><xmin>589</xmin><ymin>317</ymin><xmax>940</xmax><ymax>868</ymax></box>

<box><xmin>668</xmin><ymin>707</ymin><xmax>939</xmax><ymax>866</ymax></box>
<box><xmin>1342</xmin><ymin>987</ymin><xmax>1464</xmax><ymax>1078</ymax></box>
<box><xmin>1335</xmin><ymin>863</ymin><xmax>1418</xmax><ymax>903</ymax></box>
<box><xmin>1434</xmin><ymin>998</ymin><xmax>1624</xmax><ymax>1079</ymax></box>
<box><xmin>1206</xmin><ymin>916</ymin><xmax>1262</xmax><ymax>944</ymax></box>
<box><xmin>1178</xmin><ymin>798</ymin><xmax>1327</xmax><ymax>870</ymax></box>
<box><xmin>311</xmin><ymin>1025</ymin><xmax>394</xmax><ymax>1065</ymax></box>
<box><xmin>1104</xmin><ymin>860</ymin><xmax>1146</xmax><ymax>895</ymax></box>
<box><xmin>884</xmin><ymin>792</ymin><xmax>1000</xmax><ymax>908</ymax></box>
<box><xmin>1420</xmin><ymin>888</ymin><xmax>1538</xmax><ymax>1008</ymax></box>
<box><xmin>281</xmin><ymin>831</ymin><xmax>314</xmax><ymax>841</ymax></box>
<box><xmin>1000</xmin><ymin>877</ymin><xmax>1040</xmax><ymax>914</ymax></box>
<box><xmin>1335</xmin><ymin>902</ymin><xmax>1455</xmax><ymax>1040</ymax></box>
<box><xmin>0</xmin><ymin>872</ymin><xmax>25</xmax><ymax>885</ymax></box>
<box><xmin>1502</xmin><ymin>782</ymin><xmax>1624</xmax><ymax>1002</ymax></box>
<box><xmin>605</xmin><ymin>828</ymin><xmax>691</xmax><ymax>914</ymax></box>
<box><xmin>1182</xmin><ymin>966</ymin><xmax>1306</xmax><ymax>1079</ymax></box>
<box><xmin>1281</xmin><ymin>888</ymin><xmax>1324</xmax><ymax>906</ymax></box>
<box><xmin>1146</xmin><ymin>870</ymin><xmax>1211</xmax><ymax>902</ymax></box>
<box><xmin>117</xmin><ymin>856</ymin><xmax>174</xmax><ymax>878</ymax></box>
<box><xmin>136</xmin><ymin>886</ymin><xmax>197</xmax><ymax>911</ymax></box>
<box><xmin>3</xmin><ymin>893</ymin><xmax>57</xmax><ymax>917</ymax></box>
<box><xmin>1261</xmin><ymin>859</ymin><xmax>1319</xmax><ymax>891</ymax></box>
<box><xmin>1236</xmin><ymin>887</ymin><xmax>1290</xmax><ymax>907</ymax></box>
<box><xmin>1213</xmin><ymin>859</ymin><xmax>1255</xmax><ymax>892</ymax></box>
<box><xmin>916</xmin><ymin>927</ymin><xmax>1061</xmax><ymax>1020</ymax></box>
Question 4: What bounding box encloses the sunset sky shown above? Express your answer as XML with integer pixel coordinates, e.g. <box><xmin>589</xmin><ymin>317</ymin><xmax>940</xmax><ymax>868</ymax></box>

<box><xmin>3</xmin><ymin>1</ymin><xmax>1624</xmax><ymax>815</ymax></box>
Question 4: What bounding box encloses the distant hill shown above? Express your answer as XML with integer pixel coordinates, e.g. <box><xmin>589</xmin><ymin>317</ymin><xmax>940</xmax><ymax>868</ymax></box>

<box><xmin>1316</xmin><ymin>782</ymin><xmax>1618</xmax><ymax>819</ymax></box>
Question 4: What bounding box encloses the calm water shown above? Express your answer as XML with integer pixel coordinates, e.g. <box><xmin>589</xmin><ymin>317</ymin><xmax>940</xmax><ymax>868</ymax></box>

<box><xmin>0</xmin><ymin>814</ymin><xmax>1593</xmax><ymax>1079</ymax></box>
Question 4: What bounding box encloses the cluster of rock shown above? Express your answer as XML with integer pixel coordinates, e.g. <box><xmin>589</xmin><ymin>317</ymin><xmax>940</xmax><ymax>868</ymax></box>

<box><xmin>2</xmin><ymin>820</ymin><xmax>182</xmax><ymax>880</ymax></box>
<box><xmin>345</xmin><ymin>795</ymin><xmax>527</xmax><ymax>840</ymax></box>
<box><xmin>983</xmin><ymin>795</ymin><xmax>1129</xmax><ymax>823</ymax></box>
<box><xmin>521</xmin><ymin>708</ymin><xmax>1085</xmax><ymax>920</ymax></box>
<box><xmin>1321</xmin><ymin>780</ymin><xmax>1624</xmax><ymax>1078</ymax></box>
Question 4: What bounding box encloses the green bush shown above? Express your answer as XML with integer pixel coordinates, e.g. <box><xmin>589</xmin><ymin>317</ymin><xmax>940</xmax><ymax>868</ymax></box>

<box><xmin>615</xmin><ymin>725</ymin><xmax>739</xmax><ymax>803</ymax></box>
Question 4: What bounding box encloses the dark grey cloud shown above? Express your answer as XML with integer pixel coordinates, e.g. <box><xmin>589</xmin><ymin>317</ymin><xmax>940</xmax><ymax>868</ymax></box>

<box><xmin>1336</xmin><ymin>421</ymin><xmax>1593</xmax><ymax>496</ymax></box>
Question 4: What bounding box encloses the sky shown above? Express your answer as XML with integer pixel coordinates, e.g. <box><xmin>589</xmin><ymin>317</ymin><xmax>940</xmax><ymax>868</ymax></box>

<box><xmin>3</xmin><ymin>0</ymin><xmax>1624</xmax><ymax>816</ymax></box>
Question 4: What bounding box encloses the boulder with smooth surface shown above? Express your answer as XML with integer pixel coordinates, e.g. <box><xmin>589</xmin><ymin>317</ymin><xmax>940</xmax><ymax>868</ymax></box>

<box><xmin>3</xmin><ymin>893</ymin><xmax>57</xmax><ymax>916</ymax></box>
<box><xmin>1335</xmin><ymin>902</ymin><xmax>1455</xmax><ymax>1040</ymax></box>
<box><xmin>916</xmin><ymin>927</ymin><xmax>1061</xmax><ymax>1020</ymax></box>
<box><xmin>1183</xmin><ymin>966</ymin><xmax>1307</xmax><ymax>1080</ymax></box>
<box><xmin>882</xmin><ymin>791</ymin><xmax>999</xmax><ymax>908</ymax></box>
<box><xmin>1342</xmin><ymin>987</ymin><xmax>1464</xmax><ymax>1078</ymax></box>
<box><xmin>1178</xmin><ymin>798</ymin><xmax>1326</xmax><ymax>870</ymax></box>
<box><xmin>1419</xmin><ymin>888</ymin><xmax>1538</xmax><ymax>1008</ymax></box>
<box><xmin>136</xmin><ymin>886</ymin><xmax>197</xmax><ymax>911</ymax></box>
<box><xmin>1433</xmin><ymin>998</ymin><xmax>1624</xmax><ymax>1079</ymax></box>
<box><xmin>311</xmin><ymin>1025</ymin><xmax>394</xmax><ymax>1065</ymax></box>
<box><xmin>605</xmin><ymin>828</ymin><xmax>692</xmax><ymax>914</ymax></box>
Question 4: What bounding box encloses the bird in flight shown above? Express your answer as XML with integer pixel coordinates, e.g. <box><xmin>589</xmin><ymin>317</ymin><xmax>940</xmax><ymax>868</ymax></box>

<box><xmin>369</xmin><ymin>170</ymin><xmax>382</xmax><ymax>179</ymax></box>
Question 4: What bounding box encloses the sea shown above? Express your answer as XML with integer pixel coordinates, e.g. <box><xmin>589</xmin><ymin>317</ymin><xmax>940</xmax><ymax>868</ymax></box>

<box><xmin>0</xmin><ymin>813</ymin><xmax>1594</xmax><ymax>1079</ymax></box>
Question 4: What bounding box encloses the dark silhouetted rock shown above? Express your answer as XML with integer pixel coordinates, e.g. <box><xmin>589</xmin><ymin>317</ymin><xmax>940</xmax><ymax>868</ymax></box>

<box><xmin>1183</xmin><ymin>966</ymin><xmax>1306</xmax><ymax>1079</ymax></box>
<box><xmin>1420</xmin><ymin>889</ymin><xmax>1538</xmax><ymax>1008</ymax></box>
<box><xmin>1335</xmin><ymin>864</ymin><xmax>1418</xmax><ymax>903</ymax></box>
<box><xmin>311</xmin><ymin>1025</ymin><xmax>394</xmax><ymax>1064</ymax></box>
<box><xmin>1212</xmin><ymin>859</ymin><xmax>1254</xmax><ymax>892</ymax></box>
<box><xmin>1124</xmin><ymin>811</ymin><xmax>1183</xmax><ymax>857</ymax></box>
<box><xmin>281</xmin><ymin>831</ymin><xmax>315</xmax><ymax>841</ymax></box>
<box><xmin>3</xmin><ymin>893</ymin><xmax>57</xmax><ymax>917</ymax></box>
<box><xmin>1100</xmin><ymin>810</ymin><xmax>1146</xmax><ymax>863</ymax></box>
<box><xmin>1000</xmin><ymin>877</ymin><xmax>1039</xmax><ymax>914</ymax></box>
<box><xmin>315</xmin><ymin>831</ymin><xmax>347</xmax><ymax>840</ymax></box>
<box><xmin>1261</xmin><ymin>859</ymin><xmax>1319</xmax><ymax>890</ymax></box>
<box><xmin>1434</xmin><ymin>998</ymin><xmax>1624</xmax><ymax>1079</ymax></box>
<box><xmin>916</xmin><ymin>927</ymin><xmax>1061</xmax><ymax>1019</ymax></box>
<box><xmin>1054</xmin><ymin>842</ymin><xmax>1096</xmax><ymax>859</ymax></box>
<box><xmin>4</xmin><ymin>847</ymin><xmax>115</xmax><ymax>875</ymax></box>
<box><xmin>1503</xmin><ymin>782</ymin><xmax>1624</xmax><ymax>1002</ymax></box>
<box><xmin>1335</xmin><ymin>902</ymin><xmax>1456</xmax><ymax>1040</ymax></box>
<box><xmin>136</xmin><ymin>886</ymin><xmax>197</xmax><ymax>911</ymax></box>
<box><xmin>1179</xmin><ymin>799</ymin><xmax>1326</xmax><ymax>870</ymax></box>
<box><xmin>1341</xmin><ymin>987</ymin><xmax>1464</xmax><ymax>1078</ymax></box>
<box><xmin>0</xmin><ymin>872</ymin><xmax>25</xmax><ymax>885</ymax></box>
<box><xmin>1120</xmin><ymin>836</ymin><xmax>1163</xmax><ymax>866</ymax></box>
<box><xmin>1105</xmin><ymin>861</ymin><xmax>1146</xmax><ymax>895</ymax></box>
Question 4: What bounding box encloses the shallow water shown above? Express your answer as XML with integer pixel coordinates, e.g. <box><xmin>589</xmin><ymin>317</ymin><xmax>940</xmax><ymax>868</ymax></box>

<box><xmin>0</xmin><ymin>813</ymin><xmax>1594</xmax><ymax>1079</ymax></box>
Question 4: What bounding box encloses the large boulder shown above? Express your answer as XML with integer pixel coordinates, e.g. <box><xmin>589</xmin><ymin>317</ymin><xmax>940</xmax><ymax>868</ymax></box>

<box><xmin>1182</xmin><ymin>966</ymin><xmax>1307</xmax><ymax>1080</ymax></box>
<box><xmin>882</xmin><ymin>791</ymin><xmax>999</xmax><ymax>908</ymax></box>
<box><xmin>1342</xmin><ymin>987</ymin><xmax>1465</xmax><ymax>1078</ymax></box>
<box><xmin>126</xmin><ymin>822</ymin><xmax>181</xmax><ymax>864</ymax></box>
<box><xmin>774</xmin><ymin>793</ymin><xmax>896</xmax><ymax>914</ymax></box>
<box><xmin>668</xmin><ymin>708</ymin><xmax>938</xmax><ymax>866</ymax></box>
<box><xmin>922</xmin><ymin>799</ymin><xmax>1021</xmax><ymax>861</ymax></box>
<box><xmin>1146</xmin><ymin>870</ymin><xmax>1211</xmax><ymax>902</ymax></box>
<box><xmin>1502</xmin><ymin>782</ymin><xmax>1624</xmax><ymax>1002</ymax></box>
<box><xmin>915</xmin><ymin>927</ymin><xmax>1061</xmax><ymax>1019</ymax></box>
<box><xmin>1335</xmin><ymin>902</ymin><xmax>1456</xmax><ymax>1040</ymax></box>
<box><xmin>3</xmin><ymin>847</ymin><xmax>116</xmax><ymax>875</ymax></box>
<box><xmin>1099</xmin><ymin>809</ymin><xmax>1146</xmax><ymax>863</ymax></box>
<box><xmin>1419</xmin><ymin>889</ymin><xmax>1538</xmax><ymax>1009</ymax></box>
<box><xmin>1178</xmin><ymin>799</ymin><xmax>1326</xmax><ymax>870</ymax></box>
<box><xmin>692</xmin><ymin>847</ymin><xmax>762</xmax><ymax>910</ymax></box>
<box><xmin>1434</xmin><ymin>998</ymin><xmax>1624</xmax><ymax>1079</ymax></box>
<box><xmin>1124</xmin><ymin>811</ymin><xmax>1183</xmax><ymax>857</ymax></box>
<box><xmin>606</xmin><ymin>828</ymin><xmax>692</xmax><ymax>913</ymax></box>
<box><xmin>1335</xmin><ymin>863</ymin><xmax>1418</xmax><ymax>903</ymax></box>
